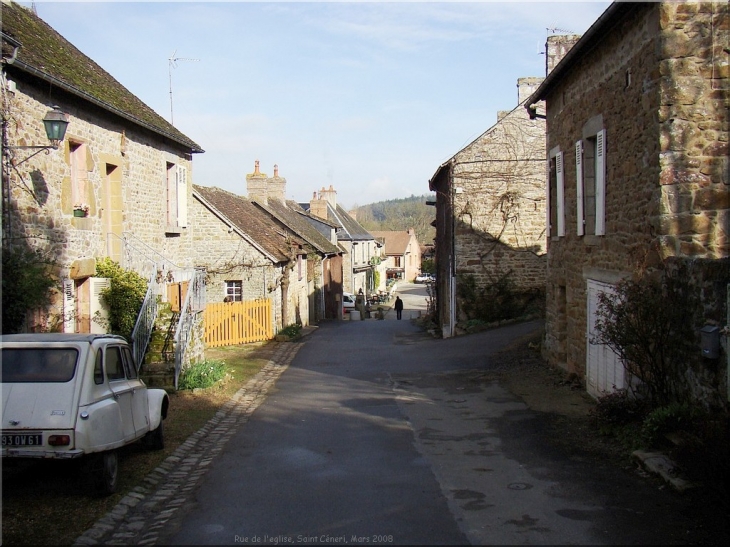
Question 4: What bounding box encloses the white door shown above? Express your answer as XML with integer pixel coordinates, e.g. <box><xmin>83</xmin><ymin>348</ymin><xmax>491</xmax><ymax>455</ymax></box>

<box><xmin>90</xmin><ymin>278</ymin><xmax>111</xmax><ymax>334</ymax></box>
<box><xmin>586</xmin><ymin>279</ymin><xmax>624</xmax><ymax>399</ymax></box>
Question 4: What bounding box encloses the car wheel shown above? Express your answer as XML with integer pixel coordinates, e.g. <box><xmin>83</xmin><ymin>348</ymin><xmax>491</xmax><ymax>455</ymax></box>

<box><xmin>144</xmin><ymin>420</ymin><xmax>165</xmax><ymax>451</ymax></box>
<box><xmin>90</xmin><ymin>450</ymin><xmax>118</xmax><ymax>496</ymax></box>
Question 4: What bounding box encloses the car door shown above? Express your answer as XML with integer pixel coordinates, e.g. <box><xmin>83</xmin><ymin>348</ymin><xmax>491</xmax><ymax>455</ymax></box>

<box><xmin>105</xmin><ymin>345</ymin><xmax>136</xmax><ymax>442</ymax></box>
<box><xmin>122</xmin><ymin>345</ymin><xmax>149</xmax><ymax>439</ymax></box>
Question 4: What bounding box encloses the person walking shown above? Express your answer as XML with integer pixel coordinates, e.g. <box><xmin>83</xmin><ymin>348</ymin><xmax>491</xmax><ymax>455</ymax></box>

<box><xmin>394</xmin><ymin>296</ymin><xmax>404</xmax><ymax>320</ymax></box>
<box><xmin>356</xmin><ymin>289</ymin><xmax>366</xmax><ymax>320</ymax></box>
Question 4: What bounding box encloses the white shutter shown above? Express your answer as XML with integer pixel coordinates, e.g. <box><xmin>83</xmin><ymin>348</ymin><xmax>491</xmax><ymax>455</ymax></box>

<box><xmin>177</xmin><ymin>165</ymin><xmax>188</xmax><ymax>228</ymax></box>
<box><xmin>575</xmin><ymin>140</ymin><xmax>584</xmax><ymax>236</ymax></box>
<box><xmin>90</xmin><ymin>277</ymin><xmax>111</xmax><ymax>334</ymax></box>
<box><xmin>556</xmin><ymin>151</ymin><xmax>565</xmax><ymax>237</ymax></box>
<box><xmin>595</xmin><ymin>129</ymin><xmax>606</xmax><ymax>236</ymax></box>
<box><xmin>63</xmin><ymin>279</ymin><xmax>76</xmax><ymax>333</ymax></box>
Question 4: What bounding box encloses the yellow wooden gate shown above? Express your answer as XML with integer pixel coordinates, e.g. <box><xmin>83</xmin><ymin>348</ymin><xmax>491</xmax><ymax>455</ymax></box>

<box><xmin>204</xmin><ymin>299</ymin><xmax>273</xmax><ymax>347</ymax></box>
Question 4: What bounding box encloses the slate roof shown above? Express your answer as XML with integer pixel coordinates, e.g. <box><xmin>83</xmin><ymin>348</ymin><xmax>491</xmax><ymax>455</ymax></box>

<box><xmin>252</xmin><ymin>198</ymin><xmax>341</xmax><ymax>257</ymax></box>
<box><xmin>1</xmin><ymin>1</ymin><xmax>203</xmax><ymax>153</ymax></box>
<box><xmin>193</xmin><ymin>185</ymin><xmax>300</xmax><ymax>263</ymax></box>
<box><xmin>369</xmin><ymin>231</ymin><xmax>413</xmax><ymax>256</ymax></box>
<box><xmin>300</xmin><ymin>202</ymin><xmax>374</xmax><ymax>243</ymax></box>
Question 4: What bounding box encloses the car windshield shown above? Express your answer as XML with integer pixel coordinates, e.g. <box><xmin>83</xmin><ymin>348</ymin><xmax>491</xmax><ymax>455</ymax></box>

<box><xmin>1</xmin><ymin>348</ymin><xmax>79</xmax><ymax>383</ymax></box>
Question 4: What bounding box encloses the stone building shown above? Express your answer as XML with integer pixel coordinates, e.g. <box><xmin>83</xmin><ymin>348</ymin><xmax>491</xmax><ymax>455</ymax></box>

<box><xmin>429</xmin><ymin>35</ymin><xmax>579</xmax><ymax>338</ymax></box>
<box><xmin>525</xmin><ymin>1</ymin><xmax>728</xmax><ymax>401</ymax></box>
<box><xmin>192</xmin><ymin>184</ymin><xmax>309</xmax><ymax>332</ymax></box>
<box><xmin>245</xmin><ymin>162</ymin><xmax>343</xmax><ymax>323</ymax></box>
<box><xmin>369</xmin><ymin>229</ymin><xmax>422</xmax><ymax>284</ymax></box>
<box><xmin>302</xmin><ymin>185</ymin><xmax>379</xmax><ymax>295</ymax></box>
<box><xmin>1</xmin><ymin>1</ymin><xmax>203</xmax><ymax>339</ymax></box>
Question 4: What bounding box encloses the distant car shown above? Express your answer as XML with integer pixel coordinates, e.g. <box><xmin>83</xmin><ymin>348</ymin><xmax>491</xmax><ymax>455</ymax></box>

<box><xmin>1</xmin><ymin>333</ymin><xmax>170</xmax><ymax>496</ymax></box>
<box><xmin>415</xmin><ymin>273</ymin><xmax>434</xmax><ymax>283</ymax></box>
<box><xmin>343</xmin><ymin>292</ymin><xmax>356</xmax><ymax>314</ymax></box>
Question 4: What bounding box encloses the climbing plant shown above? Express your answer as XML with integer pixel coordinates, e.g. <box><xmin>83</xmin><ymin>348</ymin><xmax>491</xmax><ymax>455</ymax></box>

<box><xmin>94</xmin><ymin>257</ymin><xmax>148</xmax><ymax>340</ymax></box>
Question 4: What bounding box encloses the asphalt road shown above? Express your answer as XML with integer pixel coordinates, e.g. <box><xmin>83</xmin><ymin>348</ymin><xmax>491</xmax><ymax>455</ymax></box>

<box><xmin>154</xmin><ymin>283</ymin><xmax>722</xmax><ymax>546</ymax></box>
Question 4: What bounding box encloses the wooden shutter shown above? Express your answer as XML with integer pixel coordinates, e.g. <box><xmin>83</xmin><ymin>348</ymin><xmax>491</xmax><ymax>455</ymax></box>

<box><xmin>556</xmin><ymin>151</ymin><xmax>565</xmax><ymax>237</ymax></box>
<box><xmin>90</xmin><ymin>278</ymin><xmax>111</xmax><ymax>334</ymax></box>
<box><xmin>575</xmin><ymin>141</ymin><xmax>584</xmax><ymax>236</ymax></box>
<box><xmin>63</xmin><ymin>279</ymin><xmax>76</xmax><ymax>333</ymax></box>
<box><xmin>595</xmin><ymin>129</ymin><xmax>606</xmax><ymax>236</ymax></box>
<box><xmin>177</xmin><ymin>165</ymin><xmax>188</xmax><ymax>228</ymax></box>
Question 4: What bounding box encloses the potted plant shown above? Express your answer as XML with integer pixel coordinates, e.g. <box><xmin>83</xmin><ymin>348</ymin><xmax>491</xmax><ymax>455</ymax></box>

<box><xmin>73</xmin><ymin>203</ymin><xmax>89</xmax><ymax>217</ymax></box>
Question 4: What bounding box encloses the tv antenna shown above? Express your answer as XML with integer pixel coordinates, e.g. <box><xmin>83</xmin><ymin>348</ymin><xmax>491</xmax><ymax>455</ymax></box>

<box><xmin>547</xmin><ymin>27</ymin><xmax>575</xmax><ymax>35</ymax></box>
<box><xmin>168</xmin><ymin>50</ymin><xmax>199</xmax><ymax>125</ymax></box>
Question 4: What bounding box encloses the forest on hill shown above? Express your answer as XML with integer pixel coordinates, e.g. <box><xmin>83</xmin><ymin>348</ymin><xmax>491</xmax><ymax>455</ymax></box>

<box><xmin>352</xmin><ymin>194</ymin><xmax>436</xmax><ymax>245</ymax></box>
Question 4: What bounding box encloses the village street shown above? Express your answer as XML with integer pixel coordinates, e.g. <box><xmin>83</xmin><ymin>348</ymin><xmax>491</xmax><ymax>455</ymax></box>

<box><xmin>142</xmin><ymin>283</ymin><xmax>721</xmax><ymax>546</ymax></box>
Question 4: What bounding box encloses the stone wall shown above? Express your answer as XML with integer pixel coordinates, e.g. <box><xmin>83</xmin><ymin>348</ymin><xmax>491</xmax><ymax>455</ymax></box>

<box><xmin>541</xmin><ymin>2</ymin><xmax>728</xmax><ymax>380</ymax></box>
<box><xmin>3</xmin><ymin>76</ymin><xmax>196</xmax><ymax>330</ymax></box>
<box><xmin>450</xmin><ymin>100</ymin><xmax>547</xmax><ymax>317</ymax></box>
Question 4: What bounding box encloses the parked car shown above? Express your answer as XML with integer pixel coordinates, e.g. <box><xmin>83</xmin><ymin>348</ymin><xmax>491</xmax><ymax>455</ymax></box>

<box><xmin>343</xmin><ymin>292</ymin><xmax>356</xmax><ymax>315</ymax></box>
<box><xmin>1</xmin><ymin>333</ymin><xmax>169</xmax><ymax>496</ymax></box>
<box><xmin>415</xmin><ymin>273</ymin><xmax>435</xmax><ymax>283</ymax></box>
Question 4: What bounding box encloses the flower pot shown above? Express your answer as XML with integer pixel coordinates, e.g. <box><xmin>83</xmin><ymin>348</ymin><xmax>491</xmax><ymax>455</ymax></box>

<box><xmin>73</xmin><ymin>209</ymin><xmax>86</xmax><ymax>217</ymax></box>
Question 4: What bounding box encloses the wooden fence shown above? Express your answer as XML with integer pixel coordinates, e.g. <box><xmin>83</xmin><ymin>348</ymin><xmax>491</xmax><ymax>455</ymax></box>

<box><xmin>204</xmin><ymin>299</ymin><xmax>273</xmax><ymax>347</ymax></box>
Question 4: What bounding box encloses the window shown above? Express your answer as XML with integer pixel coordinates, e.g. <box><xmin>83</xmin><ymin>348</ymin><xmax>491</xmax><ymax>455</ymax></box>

<box><xmin>394</xmin><ymin>256</ymin><xmax>402</xmax><ymax>268</ymax></box>
<box><xmin>548</xmin><ymin>147</ymin><xmax>565</xmax><ymax>237</ymax></box>
<box><xmin>225</xmin><ymin>281</ymin><xmax>243</xmax><ymax>302</ymax></box>
<box><xmin>166</xmin><ymin>162</ymin><xmax>188</xmax><ymax>232</ymax></box>
<box><xmin>1</xmin><ymin>348</ymin><xmax>78</xmax><ymax>383</ymax></box>
<box><xmin>577</xmin><ymin>128</ymin><xmax>606</xmax><ymax>236</ymax></box>
<box><xmin>122</xmin><ymin>346</ymin><xmax>138</xmax><ymax>379</ymax></box>
<box><xmin>106</xmin><ymin>346</ymin><xmax>125</xmax><ymax>380</ymax></box>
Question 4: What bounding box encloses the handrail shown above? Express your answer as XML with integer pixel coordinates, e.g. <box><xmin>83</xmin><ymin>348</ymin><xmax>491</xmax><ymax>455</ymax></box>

<box><xmin>122</xmin><ymin>231</ymin><xmax>182</xmax><ymax>271</ymax></box>
<box><xmin>173</xmin><ymin>268</ymin><xmax>206</xmax><ymax>388</ymax></box>
<box><xmin>130</xmin><ymin>283</ymin><xmax>158</xmax><ymax>372</ymax></box>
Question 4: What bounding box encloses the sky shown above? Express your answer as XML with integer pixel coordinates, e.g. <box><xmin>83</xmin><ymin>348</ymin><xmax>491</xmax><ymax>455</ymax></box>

<box><xmin>22</xmin><ymin>1</ymin><xmax>612</xmax><ymax>209</ymax></box>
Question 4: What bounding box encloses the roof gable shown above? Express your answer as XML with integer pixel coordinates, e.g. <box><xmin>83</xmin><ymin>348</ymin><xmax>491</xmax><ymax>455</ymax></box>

<box><xmin>369</xmin><ymin>231</ymin><xmax>414</xmax><ymax>255</ymax></box>
<box><xmin>193</xmin><ymin>185</ymin><xmax>297</xmax><ymax>263</ymax></box>
<box><xmin>251</xmin><ymin>198</ymin><xmax>341</xmax><ymax>256</ymax></box>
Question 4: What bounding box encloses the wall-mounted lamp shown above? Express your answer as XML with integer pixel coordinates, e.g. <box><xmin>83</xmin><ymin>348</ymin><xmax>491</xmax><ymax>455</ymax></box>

<box><xmin>4</xmin><ymin>105</ymin><xmax>70</xmax><ymax>166</ymax></box>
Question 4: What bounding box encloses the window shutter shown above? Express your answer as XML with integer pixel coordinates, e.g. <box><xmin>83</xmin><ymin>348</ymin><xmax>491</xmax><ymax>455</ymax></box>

<box><xmin>575</xmin><ymin>141</ymin><xmax>584</xmax><ymax>236</ymax></box>
<box><xmin>556</xmin><ymin>151</ymin><xmax>565</xmax><ymax>237</ymax></box>
<box><xmin>595</xmin><ymin>129</ymin><xmax>606</xmax><ymax>235</ymax></box>
<box><xmin>63</xmin><ymin>279</ymin><xmax>75</xmax><ymax>333</ymax></box>
<box><xmin>177</xmin><ymin>165</ymin><xmax>188</xmax><ymax>228</ymax></box>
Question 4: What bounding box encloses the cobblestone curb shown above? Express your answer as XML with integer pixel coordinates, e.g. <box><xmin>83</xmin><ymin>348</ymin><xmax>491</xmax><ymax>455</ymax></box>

<box><xmin>73</xmin><ymin>341</ymin><xmax>303</xmax><ymax>546</ymax></box>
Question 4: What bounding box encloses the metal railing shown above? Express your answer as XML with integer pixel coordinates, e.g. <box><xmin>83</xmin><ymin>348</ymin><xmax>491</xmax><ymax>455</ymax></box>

<box><xmin>173</xmin><ymin>268</ymin><xmax>206</xmax><ymax>388</ymax></box>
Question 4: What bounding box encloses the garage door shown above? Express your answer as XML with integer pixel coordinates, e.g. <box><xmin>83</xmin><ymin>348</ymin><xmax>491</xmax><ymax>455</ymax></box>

<box><xmin>586</xmin><ymin>279</ymin><xmax>624</xmax><ymax>399</ymax></box>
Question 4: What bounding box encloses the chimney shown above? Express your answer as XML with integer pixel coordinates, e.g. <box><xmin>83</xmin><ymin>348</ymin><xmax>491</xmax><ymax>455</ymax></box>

<box><xmin>268</xmin><ymin>163</ymin><xmax>286</xmax><ymax>203</ymax></box>
<box><xmin>320</xmin><ymin>185</ymin><xmax>337</xmax><ymax>207</ymax></box>
<box><xmin>246</xmin><ymin>159</ymin><xmax>269</xmax><ymax>204</ymax></box>
<box><xmin>546</xmin><ymin>34</ymin><xmax>581</xmax><ymax>76</ymax></box>
<box><xmin>517</xmin><ymin>77</ymin><xmax>544</xmax><ymax>105</ymax></box>
<box><xmin>309</xmin><ymin>190</ymin><xmax>329</xmax><ymax>220</ymax></box>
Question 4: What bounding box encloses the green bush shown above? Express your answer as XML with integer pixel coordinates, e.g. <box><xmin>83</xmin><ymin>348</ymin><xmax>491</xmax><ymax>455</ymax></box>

<box><xmin>178</xmin><ymin>359</ymin><xmax>228</xmax><ymax>390</ymax></box>
<box><xmin>640</xmin><ymin>402</ymin><xmax>701</xmax><ymax>448</ymax></box>
<box><xmin>94</xmin><ymin>258</ymin><xmax>148</xmax><ymax>339</ymax></box>
<box><xmin>1</xmin><ymin>246</ymin><xmax>58</xmax><ymax>334</ymax></box>
<box><xmin>279</xmin><ymin>323</ymin><xmax>302</xmax><ymax>338</ymax></box>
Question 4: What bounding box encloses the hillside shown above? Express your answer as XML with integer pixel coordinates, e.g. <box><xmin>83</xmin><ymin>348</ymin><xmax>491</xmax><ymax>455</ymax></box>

<box><xmin>351</xmin><ymin>194</ymin><xmax>436</xmax><ymax>246</ymax></box>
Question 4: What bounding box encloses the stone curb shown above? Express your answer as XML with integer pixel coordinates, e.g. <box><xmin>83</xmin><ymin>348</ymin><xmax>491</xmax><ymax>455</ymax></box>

<box><xmin>73</xmin><ymin>341</ymin><xmax>303</xmax><ymax>546</ymax></box>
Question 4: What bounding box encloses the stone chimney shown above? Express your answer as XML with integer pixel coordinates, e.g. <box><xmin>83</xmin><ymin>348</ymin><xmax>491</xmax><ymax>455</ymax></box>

<box><xmin>320</xmin><ymin>185</ymin><xmax>337</xmax><ymax>207</ymax></box>
<box><xmin>309</xmin><ymin>191</ymin><xmax>329</xmax><ymax>220</ymax></box>
<box><xmin>246</xmin><ymin>160</ymin><xmax>268</xmax><ymax>203</ymax></box>
<box><xmin>546</xmin><ymin>34</ymin><xmax>582</xmax><ymax>76</ymax></box>
<box><xmin>517</xmin><ymin>77</ymin><xmax>544</xmax><ymax>105</ymax></box>
<box><xmin>268</xmin><ymin>164</ymin><xmax>286</xmax><ymax>203</ymax></box>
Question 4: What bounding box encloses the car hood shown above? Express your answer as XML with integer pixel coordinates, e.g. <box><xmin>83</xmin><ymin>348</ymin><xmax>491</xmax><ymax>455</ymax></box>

<box><xmin>1</xmin><ymin>383</ymin><xmax>77</xmax><ymax>430</ymax></box>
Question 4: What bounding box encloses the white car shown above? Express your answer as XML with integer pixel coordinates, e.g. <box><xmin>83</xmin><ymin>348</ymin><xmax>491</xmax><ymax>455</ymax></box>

<box><xmin>1</xmin><ymin>333</ymin><xmax>169</xmax><ymax>495</ymax></box>
<box><xmin>415</xmin><ymin>273</ymin><xmax>434</xmax><ymax>283</ymax></box>
<box><xmin>343</xmin><ymin>292</ymin><xmax>356</xmax><ymax>315</ymax></box>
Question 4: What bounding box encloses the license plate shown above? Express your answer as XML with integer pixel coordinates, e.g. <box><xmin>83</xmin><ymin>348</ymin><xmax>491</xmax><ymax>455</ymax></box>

<box><xmin>2</xmin><ymin>433</ymin><xmax>43</xmax><ymax>447</ymax></box>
